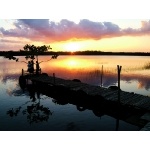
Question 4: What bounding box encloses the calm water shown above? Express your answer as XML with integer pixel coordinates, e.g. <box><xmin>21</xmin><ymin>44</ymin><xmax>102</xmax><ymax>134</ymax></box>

<box><xmin>1</xmin><ymin>55</ymin><xmax>150</xmax><ymax>131</ymax></box>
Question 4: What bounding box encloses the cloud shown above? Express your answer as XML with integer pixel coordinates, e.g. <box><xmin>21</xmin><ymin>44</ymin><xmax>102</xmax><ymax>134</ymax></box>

<box><xmin>0</xmin><ymin>36</ymin><xmax>32</xmax><ymax>51</ymax></box>
<box><xmin>0</xmin><ymin>19</ymin><xmax>121</xmax><ymax>43</ymax></box>
<box><xmin>141</xmin><ymin>20</ymin><xmax>150</xmax><ymax>31</ymax></box>
<box><xmin>1</xmin><ymin>19</ymin><xmax>150</xmax><ymax>45</ymax></box>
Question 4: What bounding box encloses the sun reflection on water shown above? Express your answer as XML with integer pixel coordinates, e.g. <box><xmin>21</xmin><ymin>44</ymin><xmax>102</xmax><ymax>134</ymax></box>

<box><xmin>48</xmin><ymin>56</ymin><xmax>95</xmax><ymax>70</ymax></box>
<box><xmin>67</xmin><ymin>60</ymin><xmax>78</xmax><ymax>67</ymax></box>
<box><xmin>2</xmin><ymin>55</ymin><xmax>150</xmax><ymax>95</ymax></box>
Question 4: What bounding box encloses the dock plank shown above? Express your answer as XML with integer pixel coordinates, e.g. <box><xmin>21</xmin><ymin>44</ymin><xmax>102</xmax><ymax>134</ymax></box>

<box><xmin>26</xmin><ymin>74</ymin><xmax>150</xmax><ymax>112</ymax></box>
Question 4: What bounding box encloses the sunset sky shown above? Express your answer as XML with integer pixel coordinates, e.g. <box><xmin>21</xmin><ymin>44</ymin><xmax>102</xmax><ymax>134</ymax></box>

<box><xmin>0</xmin><ymin>0</ymin><xmax>149</xmax><ymax>147</ymax></box>
<box><xmin>0</xmin><ymin>0</ymin><xmax>150</xmax><ymax>52</ymax></box>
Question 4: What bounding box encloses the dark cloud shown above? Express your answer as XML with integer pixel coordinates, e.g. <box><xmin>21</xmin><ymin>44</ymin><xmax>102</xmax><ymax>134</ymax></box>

<box><xmin>1</xmin><ymin>19</ymin><xmax>150</xmax><ymax>44</ymax></box>
<box><xmin>19</xmin><ymin>19</ymin><xmax>50</xmax><ymax>30</ymax></box>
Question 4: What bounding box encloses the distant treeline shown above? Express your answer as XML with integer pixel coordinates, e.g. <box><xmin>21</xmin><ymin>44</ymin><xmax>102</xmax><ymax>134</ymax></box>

<box><xmin>1</xmin><ymin>50</ymin><xmax>150</xmax><ymax>56</ymax></box>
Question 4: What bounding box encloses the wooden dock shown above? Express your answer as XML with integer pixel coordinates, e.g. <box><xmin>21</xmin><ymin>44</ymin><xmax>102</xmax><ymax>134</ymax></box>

<box><xmin>19</xmin><ymin>73</ymin><xmax>150</xmax><ymax>130</ymax></box>
<box><xmin>24</xmin><ymin>74</ymin><xmax>150</xmax><ymax>112</ymax></box>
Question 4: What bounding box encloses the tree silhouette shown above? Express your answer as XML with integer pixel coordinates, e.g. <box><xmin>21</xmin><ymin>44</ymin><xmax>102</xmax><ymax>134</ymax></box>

<box><xmin>22</xmin><ymin>44</ymin><xmax>52</xmax><ymax>62</ymax></box>
<box><xmin>7</xmin><ymin>89</ymin><xmax>53</xmax><ymax>124</ymax></box>
<box><xmin>4</xmin><ymin>44</ymin><xmax>58</xmax><ymax>62</ymax></box>
<box><xmin>4</xmin><ymin>51</ymin><xmax>19</xmax><ymax>62</ymax></box>
<box><xmin>4</xmin><ymin>44</ymin><xmax>59</xmax><ymax>74</ymax></box>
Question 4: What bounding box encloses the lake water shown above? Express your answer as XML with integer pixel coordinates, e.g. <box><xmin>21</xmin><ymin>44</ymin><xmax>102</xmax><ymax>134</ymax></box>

<box><xmin>1</xmin><ymin>55</ymin><xmax>150</xmax><ymax>131</ymax></box>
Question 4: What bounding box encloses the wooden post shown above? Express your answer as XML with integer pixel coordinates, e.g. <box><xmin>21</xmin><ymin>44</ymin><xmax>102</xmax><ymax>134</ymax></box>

<box><xmin>117</xmin><ymin>65</ymin><xmax>122</xmax><ymax>103</ymax></box>
<box><xmin>53</xmin><ymin>73</ymin><xmax>55</xmax><ymax>85</ymax></box>
<box><xmin>101</xmin><ymin>65</ymin><xmax>103</xmax><ymax>87</ymax></box>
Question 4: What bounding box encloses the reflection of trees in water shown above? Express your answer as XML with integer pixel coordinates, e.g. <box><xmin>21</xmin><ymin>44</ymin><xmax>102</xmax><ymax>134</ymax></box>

<box><xmin>7</xmin><ymin>85</ymin><xmax>53</xmax><ymax>124</ymax></box>
<box><xmin>23</xmin><ymin>102</ymin><xmax>53</xmax><ymax>124</ymax></box>
<box><xmin>7</xmin><ymin>81</ymin><xmax>145</xmax><ymax>130</ymax></box>
<box><xmin>7</xmin><ymin>101</ymin><xmax>53</xmax><ymax>124</ymax></box>
<box><xmin>7</xmin><ymin>106</ymin><xmax>22</xmax><ymax>117</ymax></box>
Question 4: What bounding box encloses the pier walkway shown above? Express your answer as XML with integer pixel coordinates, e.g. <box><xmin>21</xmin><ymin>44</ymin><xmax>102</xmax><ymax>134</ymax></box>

<box><xmin>25</xmin><ymin>74</ymin><xmax>150</xmax><ymax>112</ymax></box>
<box><xmin>20</xmin><ymin>73</ymin><xmax>150</xmax><ymax>130</ymax></box>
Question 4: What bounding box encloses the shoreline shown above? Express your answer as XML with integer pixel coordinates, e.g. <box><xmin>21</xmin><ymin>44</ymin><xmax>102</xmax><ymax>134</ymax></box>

<box><xmin>1</xmin><ymin>51</ymin><xmax>150</xmax><ymax>56</ymax></box>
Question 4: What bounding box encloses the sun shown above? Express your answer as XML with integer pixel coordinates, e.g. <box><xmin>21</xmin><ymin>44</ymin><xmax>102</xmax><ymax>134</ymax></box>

<box><xmin>64</xmin><ymin>42</ymin><xmax>80</xmax><ymax>52</ymax></box>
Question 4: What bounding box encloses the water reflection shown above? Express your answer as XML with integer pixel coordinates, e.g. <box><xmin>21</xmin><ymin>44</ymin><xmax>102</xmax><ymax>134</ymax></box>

<box><xmin>1</xmin><ymin>55</ymin><xmax>150</xmax><ymax>130</ymax></box>
<box><xmin>1</xmin><ymin>55</ymin><xmax>150</xmax><ymax>94</ymax></box>
<box><xmin>7</xmin><ymin>81</ymin><xmax>145</xmax><ymax>130</ymax></box>
<box><xmin>7</xmin><ymin>84</ymin><xmax>53</xmax><ymax>124</ymax></box>
<box><xmin>66</xmin><ymin>122</ymin><xmax>80</xmax><ymax>131</ymax></box>
<box><xmin>39</xmin><ymin>56</ymin><xmax>150</xmax><ymax>94</ymax></box>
